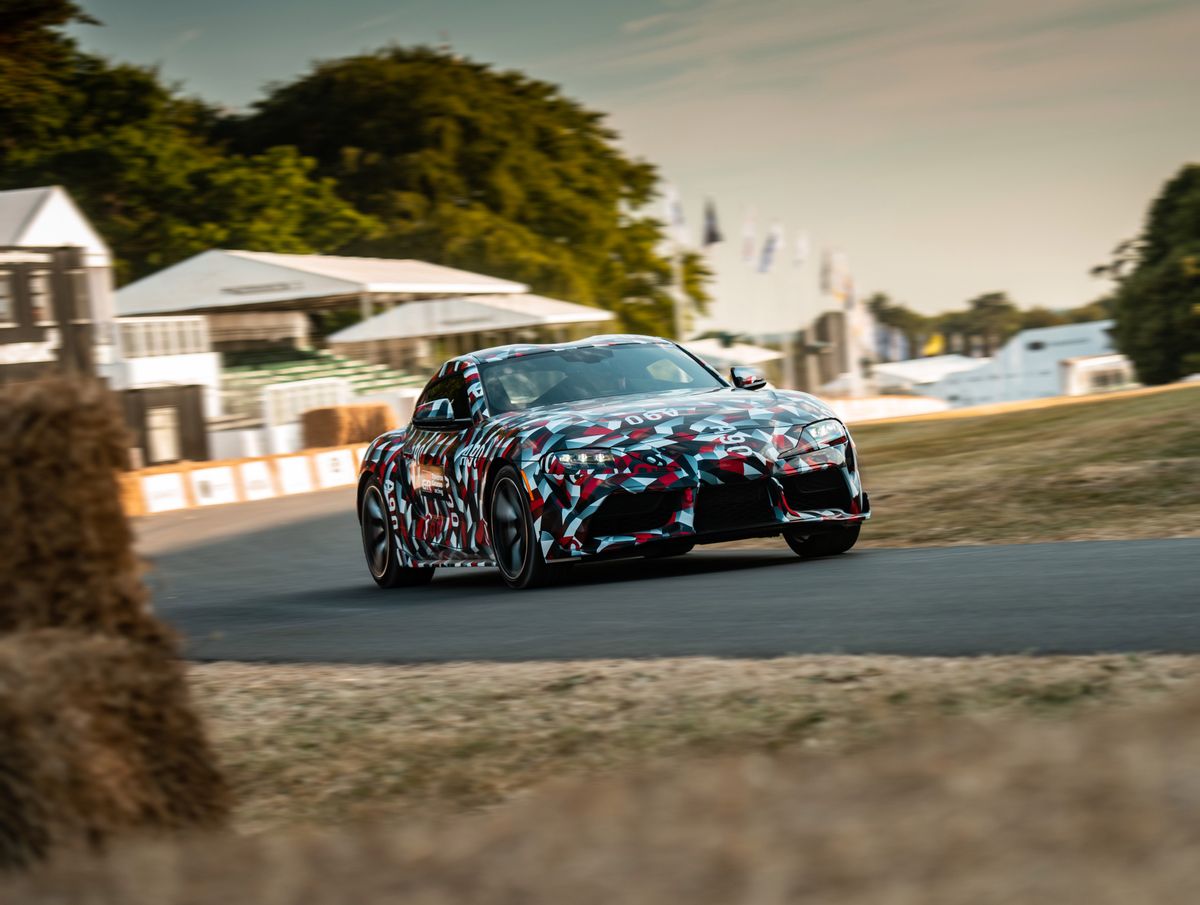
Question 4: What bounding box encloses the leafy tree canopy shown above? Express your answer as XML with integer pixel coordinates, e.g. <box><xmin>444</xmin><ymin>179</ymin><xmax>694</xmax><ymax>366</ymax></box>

<box><xmin>0</xmin><ymin>13</ymin><xmax>376</xmax><ymax>282</ymax></box>
<box><xmin>867</xmin><ymin>290</ymin><xmax>1111</xmax><ymax>359</ymax></box>
<box><xmin>225</xmin><ymin>47</ymin><xmax>707</xmax><ymax>335</ymax></box>
<box><xmin>0</xmin><ymin>0</ymin><xmax>97</xmax><ymax>152</ymax></box>
<box><xmin>1108</xmin><ymin>163</ymin><xmax>1200</xmax><ymax>383</ymax></box>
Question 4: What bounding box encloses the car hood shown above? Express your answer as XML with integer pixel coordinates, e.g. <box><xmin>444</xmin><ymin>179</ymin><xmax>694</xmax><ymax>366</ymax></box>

<box><xmin>498</xmin><ymin>386</ymin><xmax>839</xmax><ymax>459</ymax></box>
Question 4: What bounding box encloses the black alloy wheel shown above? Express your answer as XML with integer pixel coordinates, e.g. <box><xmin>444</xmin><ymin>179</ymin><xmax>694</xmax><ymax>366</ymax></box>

<box><xmin>489</xmin><ymin>466</ymin><xmax>554</xmax><ymax>589</ymax></box>
<box><xmin>360</xmin><ymin>479</ymin><xmax>434</xmax><ymax>588</ymax></box>
<box><xmin>784</xmin><ymin>522</ymin><xmax>862</xmax><ymax>558</ymax></box>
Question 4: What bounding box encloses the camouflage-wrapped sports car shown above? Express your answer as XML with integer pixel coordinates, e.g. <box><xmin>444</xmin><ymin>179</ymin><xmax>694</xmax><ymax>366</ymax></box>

<box><xmin>357</xmin><ymin>335</ymin><xmax>870</xmax><ymax>589</ymax></box>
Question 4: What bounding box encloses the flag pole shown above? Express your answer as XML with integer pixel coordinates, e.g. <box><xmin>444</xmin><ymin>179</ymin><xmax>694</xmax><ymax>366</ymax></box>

<box><xmin>672</xmin><ymin>246</ymin><xmax>687</xmax><ymax>341</ymax></box>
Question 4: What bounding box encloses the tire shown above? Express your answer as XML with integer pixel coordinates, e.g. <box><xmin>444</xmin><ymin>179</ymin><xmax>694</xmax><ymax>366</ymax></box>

<box><xmin>784</xmin><ymin>523</ymin><xmax>861</xmax><ymax>558</ymax></box>
<box><xmin>360</xmin><ymin>478</ymin><xmax>435</xmax><ymax>588</ymax></box>
<box><xmin>489</xmin><ymin>466</ymin><xmax>554</xmax><ymax>589</ymax></box>
<box><xmin>642</xmin><ymin>539</ymin><xmax>696</xmax><ymax>559</ymax></box>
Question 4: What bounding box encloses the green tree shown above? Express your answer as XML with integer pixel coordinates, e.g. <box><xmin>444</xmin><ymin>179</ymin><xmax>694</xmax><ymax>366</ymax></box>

<box><xmin>0</xmin><ymin>9</ymin><xmax>377</xmax><ymax>282</ymax></box>
<box><xmin>226</xmin><ymin>48</ymin><xmax>704</xmax><ymax>335</ymax></box>
<box><xmin>0</xmin><ymin>0</ymin><xmax>96</xmax><ymax>155</ymax></box>
<box><xmin>1019</xmin><ymin>307</ymin><xmax>1068</xmax><ymax>330</ymax></box>
<box><xmin>961</xmin><ymin>292</ymin><xmax>1022</xmax><ymax>355</ymax></box>
<box><xmin>865</xmin><ymin>293</ymin><xmax>929</xmax><ymax>354</ymax></box>
<box><xmin>1109</xmin><ymin>163</ymin><xmax>1200</xmax><ymax>383</ymax></box>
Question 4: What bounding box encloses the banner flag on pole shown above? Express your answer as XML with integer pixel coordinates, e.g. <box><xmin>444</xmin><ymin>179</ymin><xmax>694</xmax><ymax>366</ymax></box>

<box><xmin>921</xmin><ymin>332</ymin><xmax>946</xmax><ymax>357</ymax></box>
<box><xmin>702</xmin><ymin>198</ymin><xmax>723</xmax><ymax>248</ymax></box>
<box><xmin>875</xmin><ymin>322</ymin><xmax>891</xmax><ymax>361</ymax></box>
<box><xmin>662</xmin><ymin>183</ymin><xmax>686</xmax><ymax>246</ymax></box>
<box><xmin>757</xmin><ymin>222</ymin><xmax>783</xmax><ymax>273</ymax></box>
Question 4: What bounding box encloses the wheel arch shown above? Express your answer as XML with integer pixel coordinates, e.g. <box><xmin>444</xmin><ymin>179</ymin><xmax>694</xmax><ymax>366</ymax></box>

<box><xmin>482</xmin><ymin>455</ymin><xmax>519</xmax><ymax>513</ymax></box>
<box><xmin>356</xmin><ymin>468</ymin><xmax>376</xmax><ymax>517</ymax></box>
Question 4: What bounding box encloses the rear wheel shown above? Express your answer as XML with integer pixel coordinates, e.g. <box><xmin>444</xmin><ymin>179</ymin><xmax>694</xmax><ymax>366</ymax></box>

<box><xmin>360</xmin><ymin>479</ymin><xmax>434</xmax><ymax>588</ymax></box>
<box><xmin>784</xmin><ymin>523</ymin><xmax>861</xmax><ymax>558</ymax></box>
<box><xmin>489</xmin><ymin>466</ymin><xmax>554</xmax><ymax>589</ymax></box>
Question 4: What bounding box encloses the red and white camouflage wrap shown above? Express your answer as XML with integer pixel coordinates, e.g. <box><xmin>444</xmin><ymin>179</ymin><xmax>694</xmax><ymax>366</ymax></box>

<box><xmin>360</xmin><ymin>336</ymin><xmax>870</xmax><ymax>567</ymax></box>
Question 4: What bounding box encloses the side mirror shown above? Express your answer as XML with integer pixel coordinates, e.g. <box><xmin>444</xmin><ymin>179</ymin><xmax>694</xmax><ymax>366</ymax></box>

<box><xmin>413</xmin><ymin>398</ymin><xmax>467</xmax><ymax>429</ymax></box>
<box><xmin>730</xmin><ymin>366</ymin><xmax>767</xmax><ymax>391</ymax></box>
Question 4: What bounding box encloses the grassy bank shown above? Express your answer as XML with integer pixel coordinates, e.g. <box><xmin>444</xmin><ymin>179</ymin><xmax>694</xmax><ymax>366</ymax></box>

<box><xmin>843</xmin><ymin>384</ymin><xmax>1199</xmax><ymax>547</ymax></box>
<box><xmin>191</xmin><ymin>655</ymin><xmax>1200</xmax><ymax>832</ymax></box>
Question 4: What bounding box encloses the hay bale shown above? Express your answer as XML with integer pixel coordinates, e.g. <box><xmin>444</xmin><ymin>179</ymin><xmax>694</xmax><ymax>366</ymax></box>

<box><xmin>301</xmin><ymin>403</ymin><xmax>396</xmax><ymax>449</ymax></box>
<box><xmin>0</xmin><ymin>629</ymin><xmax>229</xmax><ymax>869</ymax></box>
<box><xmin>116</xmin><ymin>472</ymin><xmax>146</xmax><ymax>519</ymax></box>
<box><xmin>0</xmin><ymin>378</ymin><xmax>171</xmax><ymax>650</ymax></box>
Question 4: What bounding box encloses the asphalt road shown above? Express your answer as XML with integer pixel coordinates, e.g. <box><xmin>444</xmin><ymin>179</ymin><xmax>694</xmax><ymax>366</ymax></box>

<box><xmin>138</xmin><ymin>489</ymin><xmax>1200</xmax><ymax>662</ymax></box>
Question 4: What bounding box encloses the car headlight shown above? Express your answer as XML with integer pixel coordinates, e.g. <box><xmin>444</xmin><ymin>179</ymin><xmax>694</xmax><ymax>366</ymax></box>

<box><xmin>785</xmin><ymin>419</ymin><xmax>849</xmax><ymax>456</ymax></box>
<box><xmin>547</xmin><ymin>448</ymin><xmax>618</xmax><ymax>470</ymax></box>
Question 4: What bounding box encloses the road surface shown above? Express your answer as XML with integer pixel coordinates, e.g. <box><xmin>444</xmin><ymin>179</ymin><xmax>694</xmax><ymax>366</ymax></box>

<box><xmin>138</xmin><ymin>489</ymin><xmax>1200</xmax><ymax>662</ymax></box>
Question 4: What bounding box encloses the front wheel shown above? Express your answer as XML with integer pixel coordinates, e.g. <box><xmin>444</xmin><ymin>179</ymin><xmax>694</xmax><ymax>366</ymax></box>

<box><xmin>784</xmin><ymin>523</ymin><xmax>861</xmax><ymax>558</ymax></box>
<box><xmin>489</xmin><ymin>466</ymin><xmax>555</xmax><ymax>590</ymax></box>
<box><xmin>360</xmin><ymin>479</ymin><xmax>434</xmax><ymax>588</ymax></box>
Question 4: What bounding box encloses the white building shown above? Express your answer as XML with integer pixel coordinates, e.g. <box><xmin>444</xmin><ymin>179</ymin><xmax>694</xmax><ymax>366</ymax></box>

<box><xmin>0</xmin><ymin>185</ymin><xmax>117</xmax><ymax>370</ymax></box>
<box><xmin>919</xmin><ymin>320</ymin><xmax>1129</xmax><ymax>407</ymax></box>
<box><xmin>0</xmin><ymin>185</ymin><xmax>224</xmax><ymax>461</ymax></box>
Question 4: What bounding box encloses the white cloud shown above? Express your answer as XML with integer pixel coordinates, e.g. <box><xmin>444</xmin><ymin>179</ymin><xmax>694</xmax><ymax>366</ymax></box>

<box><xmin>622</xmin><ymin>13</ymin><xmax>674</xmax><ymax>35</ymax></box>
<box><xmin>162</xmin><ymin>27</ymin><xmax>203</xmax><ymax>55</ymax></box>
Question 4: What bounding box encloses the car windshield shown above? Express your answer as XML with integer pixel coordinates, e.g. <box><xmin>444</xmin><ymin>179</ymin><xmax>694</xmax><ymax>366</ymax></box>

<box><xmin>479</xmin><ymin>343</ymin><xmax>724</xmax><ymax>414</ymax></box>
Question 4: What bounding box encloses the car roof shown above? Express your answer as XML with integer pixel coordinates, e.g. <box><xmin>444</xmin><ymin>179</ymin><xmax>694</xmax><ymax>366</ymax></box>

<box><xmin>461</xmin><ymin>334</ymin><xmax>674</xmax><ymax>366</ymax></box>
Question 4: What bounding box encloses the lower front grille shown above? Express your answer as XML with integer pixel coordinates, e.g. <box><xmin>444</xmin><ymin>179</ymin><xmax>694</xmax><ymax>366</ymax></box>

<box><xmin>694</xmin><ymin>480</ymin><xmax>775</xmax><ymax>533</ymax></box>
<box><xmin>778</xmin><ymin>468</ymin><xmax>852</xmax><ymax>513</ymax></box>
<box><xmin>590</xmin><ymin>489</ymin><xmax>683</xmax><ymax>537</ymax></box>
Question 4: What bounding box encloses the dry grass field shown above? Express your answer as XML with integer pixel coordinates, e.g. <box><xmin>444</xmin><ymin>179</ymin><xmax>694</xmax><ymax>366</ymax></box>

<box><xmin>13</xmin><ymin>660</ymin><xmax>1200</xmax><ymax>904</ymax></box>
<box><xmin>189</xmin><ymin>654</ymin><xmax>1200</xmax><ymax>833</ymax></box>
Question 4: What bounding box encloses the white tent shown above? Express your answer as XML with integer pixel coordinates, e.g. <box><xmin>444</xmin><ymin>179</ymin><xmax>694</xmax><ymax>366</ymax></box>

<box><xmin>327</xmin><ymin>294</ymin><xmax>616</xmax><ymax>371</ymax></box>
<box><xmin>871</xmin><ymin>354</ymin><xmax>980</xmax><ymax>392</ymax></box>
<box><xmin>685</xmin><ymin>338</ymin><xmax>784</xmax><ymax>368</ymax></box>
<box><xmin>327</xmin><ymin>294</ymin><xmax>614</xmax><ymax>343</ymax></box>
<box><xmin>116</xmin><ymin>249</ymin><xmax>528</xmax><ymax>316</ymax></box>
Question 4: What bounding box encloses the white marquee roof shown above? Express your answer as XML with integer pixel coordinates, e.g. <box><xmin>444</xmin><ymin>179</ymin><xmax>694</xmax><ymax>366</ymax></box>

<box><xmin>871</xmin><ymin>354</ymin><xmax>981</xmax><ymax>384</ymax></box>
<box><xmin>328</xmin><ymin>294</ymin><xmax>614</xmax><ymax>343</ymax></box>
<box><xmin>684</xmin><ymin>337</ymin><xmax>784</xmax><ymax>367</ymax></box>
<box><xmin>116</xmin><ymin>249</ymin><xmax>528</xmax><ymax>316</ymax></box>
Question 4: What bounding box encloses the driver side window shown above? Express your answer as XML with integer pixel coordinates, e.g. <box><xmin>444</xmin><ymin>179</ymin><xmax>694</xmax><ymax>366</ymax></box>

<box><xmin>420</xmin><ymin>372</ymin><xmax>470</xmax><ymax>420</ymax></box>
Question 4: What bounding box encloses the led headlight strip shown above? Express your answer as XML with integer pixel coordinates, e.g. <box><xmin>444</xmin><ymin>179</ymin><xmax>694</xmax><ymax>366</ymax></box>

<box><xmin>548</xmin><ymin>448</ymin><xmax>617</xmax><ymax>469</ymax></box>
<box><xmin>783</xmin><ymin>418</ymin><xmax>849</xmax><ymax>457</ymax></box>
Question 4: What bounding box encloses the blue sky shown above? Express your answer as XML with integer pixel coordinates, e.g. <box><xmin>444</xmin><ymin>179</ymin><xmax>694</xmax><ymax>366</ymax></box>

<box><xmin>72</xmin><ymin>0</ymin><xmax>1200</xmax><ymax>334</ymax></box>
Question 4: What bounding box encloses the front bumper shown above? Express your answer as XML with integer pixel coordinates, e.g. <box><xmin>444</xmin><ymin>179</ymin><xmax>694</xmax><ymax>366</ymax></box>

<box><xmin>529</xmin><ymin>442</ymin><xmax>869</xmax><ymax>562</ymax></box>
